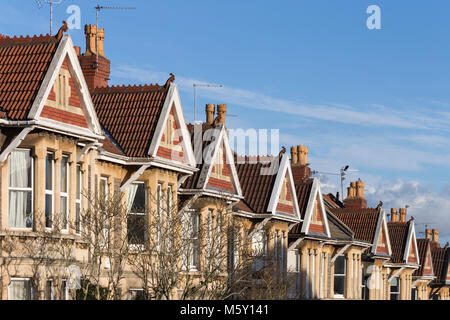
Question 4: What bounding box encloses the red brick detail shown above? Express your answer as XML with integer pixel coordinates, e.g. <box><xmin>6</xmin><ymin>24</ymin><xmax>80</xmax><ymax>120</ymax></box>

<box><xmin>41</xmin><ymin>105</ymin><xmax>88</xmax><ymax>128</ymax></box>
<box><xmin>408</xmin><ymin>241</ymin><xmax>417</xmax><ymax>263</ymax></box>
<box><xmin>276</xmin><ymin>202</ymin><xmax>294</xmax><ymax>214</ymax></box>
<box><xmin>156</xmin><ymin>145</ymin><xmax>184</xmax><ymax>162</ymax></box>
<box><xmin>376</xmin><ymin>229</ymin><xmax>388</xmax><ymax>254</ymax></box>
<box><xmin>310</xmin><ymin>223</ymin><xmax>325</xmax><ymax>233</ymax></box>
<box><xmin>423</xmin><ymin>252</ymin><xmax>433</xmax><ymax>276</ymax></box>
<box><xmin>207</xmin><ymin>175</ymin><xmax>234</xmax><ymax>192</ymax></box>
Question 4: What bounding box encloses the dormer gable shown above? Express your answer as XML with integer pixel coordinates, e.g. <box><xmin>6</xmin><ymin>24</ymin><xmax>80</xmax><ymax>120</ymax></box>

<box><xmin>404</xmin><ymin>222</ymin><xmax>420</xmax><ymax>265</ymax></box>
<box><xmin>300</xmin><ymin>178</ymin><xmax>330</xmax><ymax>237</ymax></box>
<box><xmin>372</xmin><ymin>210</ymin><xmax>392</xmax><ymax>256</ymax></box>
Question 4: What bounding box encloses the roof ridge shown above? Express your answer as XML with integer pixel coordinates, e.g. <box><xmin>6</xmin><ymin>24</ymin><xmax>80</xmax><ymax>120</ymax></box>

<box><xmin>0</xmin><ymin>33</ymin><xmax>57</xmax><ymax>46</ymax></box>
<box><xmin>93</xmin><ymin>83</ymin><xmax>166</xmax><ymax>94</ymax></box>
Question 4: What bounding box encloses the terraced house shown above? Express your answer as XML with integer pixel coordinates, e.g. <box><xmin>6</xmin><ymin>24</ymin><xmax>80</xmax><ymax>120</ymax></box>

<box><xmin>0</xmin><ymin>23</ymin><xmax>449</xmax><ymax>301</ymax></box>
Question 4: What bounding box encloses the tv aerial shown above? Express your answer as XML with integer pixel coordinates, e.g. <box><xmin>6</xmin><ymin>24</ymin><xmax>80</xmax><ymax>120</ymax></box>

<box><xmin>35</xmin><ymin>0</ymin><xmax>63</xmax><ymax>35</ymax></box>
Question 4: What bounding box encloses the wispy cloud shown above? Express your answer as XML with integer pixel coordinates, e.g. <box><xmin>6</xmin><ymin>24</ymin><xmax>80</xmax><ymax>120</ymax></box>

<box><xmin>112</xmin><ymin>65</ymin><xmax>450</xmax><ymax>131</ymax></box>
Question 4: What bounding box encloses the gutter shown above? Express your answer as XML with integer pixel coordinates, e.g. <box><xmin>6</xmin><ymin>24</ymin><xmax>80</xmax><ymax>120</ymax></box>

<box><xmin>0</xmin><ymin>126</ymin><xmax>35</xmax><ymax>163</ymax></box>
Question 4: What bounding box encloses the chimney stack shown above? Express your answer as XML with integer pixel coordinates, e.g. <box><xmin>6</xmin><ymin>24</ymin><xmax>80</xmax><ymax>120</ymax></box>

<box><xmin>290</xmin><ymin>144</ymin><xmax>311</xmax><ymax>182</ymax></box>
<box><xmin>216</xmin><ymin>104</ymin><xmax>227</xmax><ymax>124</ymax></box>
<box><xmin>79</xmin><ymin>24</ymin><xmax>110</xmax><ymax>91</ymax></box>
<box><xmin>432</xmin><ymin>229</ymin><xmax>439</xmax><ymax>243</ymax></box>
<box><xmin>291</xmin><ymin>146</ymin><xmax>298</xmax><ymax>165</ymax></box>
<box><xmin>425</xmin><ymin>229</ymin><xmax>433</xmax><ymax>241</ymax></box>
<box><xmin>399</xmin><ymin>208</ymin><xmax>407</xmax><ymax>223</ymax></box>
<box><xmin>391</xmin><ymin>208</ymin><xmax>398</xmax><ymax>222</ymax></box>
<box><xmin>205</xmin><ymin>104</ymin><xmax>215</xmax><ymax>125</ymax></box>
<box><xmin>344</xmin><ymin>180</ymin><xmax>367</xmax><ymax>209</ymax></box>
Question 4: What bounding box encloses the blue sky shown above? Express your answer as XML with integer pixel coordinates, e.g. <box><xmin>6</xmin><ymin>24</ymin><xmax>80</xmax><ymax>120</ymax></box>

<box><xmin>2</xmin><ymin>0</ymin><xmax>450</xmax><ymax>243</ymax></box>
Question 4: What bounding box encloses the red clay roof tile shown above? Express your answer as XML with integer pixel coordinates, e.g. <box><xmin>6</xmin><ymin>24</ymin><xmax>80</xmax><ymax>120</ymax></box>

<box><xmin>387</xmin><ymin>221</ymin><xmax>410</xmax><ymax>263</ymax></box>
<box><xmin>330</xmin><ymin>208</ymin><xmax>380</xmax><ymax>243</ymax></box>
<box><xmin>0</xmin><ymin>34</ymin><xmax>59</xmax><ymax>120</ymax></box>
<box><xmin>92</xmin><ymin>84</ymin><xmax>169</xmax><ymax>158</ymax></box>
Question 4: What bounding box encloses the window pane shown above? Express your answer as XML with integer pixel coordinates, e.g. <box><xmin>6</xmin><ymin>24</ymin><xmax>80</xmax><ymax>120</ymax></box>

<box><xmin>76</xmin><ymin>203</ymin><xmax>81</xmax><ymax>234</ymax></box>
<box><xmin>9</xmin><ymin>280</ymin><xmax>32</xmax><ymax>300</ymax></box>
<box><xmin>60</xmin><ymin>196</ymin><xmax>67</xmax><ymax>228</ymax></box>
<box><xmin>9</xmin><ymin>190</ymin><xmax>32</xmax><ymax>228</ymax></box>
<box><xmin>45</xmin><ymin>194</ymin><xmax>52</xmax><ymax>228</ymax></box>
<box><xmin>128</xmin><ymin>215</ymin><xmax>145</xmax><ymax>245</ymax></box>
<box><xmin>76</xmin><ymin>166</ymin><xmax>81</xmax><ymax>200</ymax></box>
<box><xmin>131</xmin><ymin>183</ymin><xmax>146</xmax><ymax>212</ymax></box>
<box><xmin>46</xmin><ymin>153</ymin><xmax>53</xmax><ymax>190</ymax></box>
<box><xmin>61</xmin><ymin>157</ymin><xmax>68</xmax><ymax>193</ymax></box>
<box><xmin>335</xmin><ymin>256</ymin><xmax>346</xmax><ymax>275</ymax></box>
<box><xmin>9</xmin><ymin>150</ymin><xmax>32</xmax><ymax>188</ymax></box>
<box><xmin>46</xmin><ymin>281</ymin><xmax>53</xmax><ymax>300</ymax></box>
<box><xmin>334</xmin><ymin>276</ymin><xmax>345</xmax><ymax>295</ymax></box>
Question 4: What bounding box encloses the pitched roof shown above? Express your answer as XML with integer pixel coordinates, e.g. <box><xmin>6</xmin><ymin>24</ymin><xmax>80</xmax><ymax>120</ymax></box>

<box><xmin>0</xmin><ymin>34</ymin><xmax>60</xmax><ymax>120</ymax></box>
<box><xmin>431</xmin><ymin>245</ymin><xmax>448</xmax><ymax>284</ymax></box>
<box><xmin>414</xmin><ymin>239</ymin><xmax>432</xmax><ymax>277</ymax></box>
<box><xmin>91</xmin><ymin>84</ymin><xmax>169</xmax><ymax>158</ymax></box>
<box><xmin>387</xmin><ymin>221</ymin><xmax>410</xmax><ymax>263</ymax></box>
<box><xmin>330</xmin><ymin>208</ymin><xmax>380</xmax><ymax>243</ymax></box>
<box><xmin>289</xmin><ymin>180</ymin><xmax>313</xmax><ymax>234</ymax></box>
<box><xmin>234</xmin><ymin>156</ymin><xmax>281</xmax><ymax>214</ymax></box>
<box><xmin>327</xmin><ymin>211</ymin><xmax>354</xmax><ymax>241</ymax></box>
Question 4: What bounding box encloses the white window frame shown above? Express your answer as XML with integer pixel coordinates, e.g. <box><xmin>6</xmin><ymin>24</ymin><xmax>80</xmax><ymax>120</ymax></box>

<box><xmin>61</xmin><ymin>279</ymin><xmax>69</xmax><ymax>300</ymax></box>
<box><xmin>187</xmin><ymin>211</ymin><xmax>200</xmax><ymax>271</ymax></box>
<box><xmin>128</xmin><ymin>288</ymin><xmax>145</xmax><ymax>300</ymax></box>
<box><xmin>46</xmin><ymin>279</ymin><xmax>54</xmax><ymax>300</ymax></box>
<box><xmin>60</xmin><ymin>155</ymin><xmax>69</xmax><ymax>232</ymax></box>
<box><xmin>333</xmin><ymin>255</ymin><xmax>346</xmax><ymax>298</ymax></box>
<box><xmin>75</xmin><ymin>164</ymin><xmax>82</xmax><ymax>235</ymax></box>
<box><xmin>157</xmin><ymin>183</ymin><xmax>162</xmax><ymax>251</ymax></box>
<box><xmin>100</xmin><ymin>176</ymin><xmax>109</xmax><ymax>249</ymax></box>
<box><xmin>280</xmin><ymin>231</ymin><xmax>286</xmax><ymax>275</ymax></box>
<box><xmin>128</xmin><ymin>181</ymin><xmax>147</xmax><ymax>248</ymax></box>
<box><xmin>8</xmin><ymin>148</ymin><xmax>34</xmax><ymax>230</ymax></box>
<box><xmin>390</xmin><ymin>276</ymin><xmax>401</xmax><ymax>300</ymax></box>
<box><xmin>8</xmin><ymin>277</ymin><xmax>33</xmax><ymax>300</ymax></box>
<box><xmin>45</xmin><ymin>152</ymin><xmax>55</xmax><ymax>230</ymax></box>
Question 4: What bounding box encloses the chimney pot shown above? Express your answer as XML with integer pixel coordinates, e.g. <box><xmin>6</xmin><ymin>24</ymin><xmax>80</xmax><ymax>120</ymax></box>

<box><xmin>432</xmin><ymin>229</ymin><xmax>439</xmax><ymax>243</ymax></box>
<box><xmin>391</xmin><ymin>208</ymin><xmax>398</xmax><ymax>222</ymax></box>
<box><xmin>399</xmin><ymin>208</ymin><xmax>407</xmax><ymax>223</ymax></box>
<box><xmin>356</xmin><ymin>179</ymin><xmax>365</xmax><ymax>199</ymax></box>
<box><xmin>426</xmin><ymin>229</ymin><xmax>432</xmax><ymax>241</ymax></box>
<box><xmin>297</xmin><ymin>145</ymin><xmax>308</xmax><ymax>166</ymax></box>
<box><xmin>217</xmin><ymin>104</ymin><xmax>227</xmax><ymax>124</ymax></box>
<box><xmin>291</xmin><ymin>146</ymin><xmax>298</xmax><ymax>165</ymax></box>
<box><xmin>205</xmin><ymin>104</ymin><xmax>215</xmax><ymax>125</ymax></box>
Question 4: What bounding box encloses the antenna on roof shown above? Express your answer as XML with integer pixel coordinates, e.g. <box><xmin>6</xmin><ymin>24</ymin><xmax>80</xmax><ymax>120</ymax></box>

<box><xmin>193</xmin><ymin>83</ymin><xmax>223</xmax><ymax>123</ymax></box>
<box><xmin>35</xmin><ymin>1</ymin><xmax>63</xmax><ymax>35</ymax></box>
<box><xmin>94</xmin><ymin>4</ymin><xmax>136</xmax><ymax>68</ymax></box>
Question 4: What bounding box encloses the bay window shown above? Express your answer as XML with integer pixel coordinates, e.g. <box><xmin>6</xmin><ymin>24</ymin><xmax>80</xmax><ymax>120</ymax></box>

<box><xmin>9</xmin><ymin>149</ymin><xmax>33</xmax><ymax>229</ymax></box>
<box><xmin>60</xmin><ymin>155</ymin><xmax>69</xmax><ymax>231</ymax></box>
<box><xmin>45</xmin><ymin>152</ymin><xmax>54</xmax><ymax>229</ymax></box>
<box><xmin>127</xmin><ymin>181</ymin><xmax>146</xmax><ymax>245</ymax></box>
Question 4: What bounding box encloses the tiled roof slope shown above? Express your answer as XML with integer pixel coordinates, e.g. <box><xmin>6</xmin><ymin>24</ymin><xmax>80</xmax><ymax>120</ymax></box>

<box><xmin>431</xmin><ymin>245</ymin><xmax>448</xmax><ymax>284</ymax></box>
<box><xmin>330</xmin><ymin>208</ymin><xmax>380</xmax><ymax>243</ymax></box>
<box><xmin>327</xmin><ymin>212</ymin><xmax>354</xmax><ymax>241</ymax></box>
<box><xmin>234</xmin><ymin>156</ymin><xmax>281</xmax><ymax>214</ymax></box>
<box><xmin>0</xmin><ymin>34</ymin><xmax>60</xmax><ymax>120</ymax></box>
<box><xmin>91</xmin><ymin>84</ymin><xmax>169</xmax><ymax>158</ymax></box>
<box><xmin>387</xmin><ymin>221</ymin><xmax>410</xmax><ymax>264</ymax></box>
<box><xmin>414</xmin><ymin>239</ymin><xmax>431</xmax><ymax>277</ymax></box>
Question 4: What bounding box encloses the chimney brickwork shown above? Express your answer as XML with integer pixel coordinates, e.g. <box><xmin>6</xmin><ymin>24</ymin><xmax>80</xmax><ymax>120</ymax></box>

<box><xmin>290</xmin><ymin>144</ymin><xmax>311</xmax><ymax>183</ymax></box>
<box><xmin>79</xmin><ymin>24</ymin><xmax>110</xmax><ymax>91</ymax></box>
<box><xmin>344</xmin><ymin>179</ymin><xmax>368</xmax><ymax>209</ymax></box>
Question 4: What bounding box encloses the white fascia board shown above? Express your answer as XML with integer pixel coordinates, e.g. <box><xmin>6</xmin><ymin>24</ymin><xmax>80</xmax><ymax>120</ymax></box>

<box><xmin>196</xmin><ymin>125</ymin><xmax>223</xmax><ymax>189</ymax></box>
<box><xmin>0</xmin><ymin>127</ymin><xmax>35</xmax><ymax>162</ymax></box>
<box><xmin>267</xmin><ymin>154</ymin><xmax>291</xmax><ymax>214</ymax></box>
<box><xmin>147</xmin><ymin>84</ymin><xmax>196</xmax><ymax>167</ymax></box>
<box><xmin>404</xmin><ymin>222</ymin><xmax>420</xmax><ymax>265</ymax></box>
<box><xmin>222</xmin><ymin>130</ymin><xmax>243</xmax><ymax>197</ymax></box>
<box><xmin>300</xmin><ymin>177</ymin><xmax>330</xmax><ymax>235</ymax></box>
